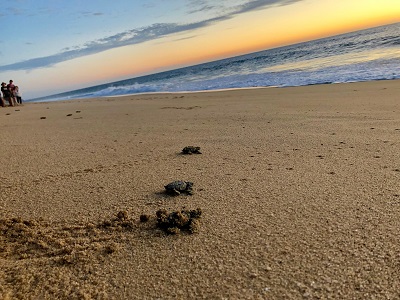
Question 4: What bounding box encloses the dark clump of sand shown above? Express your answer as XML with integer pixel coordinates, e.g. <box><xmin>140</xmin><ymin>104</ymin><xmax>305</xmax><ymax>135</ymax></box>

<box><xmin>156</xmin><ymin>208</ymin><xmax>202</xmax><ymax>234</ymax></box>
<box><xmin>139</xmin><ymin>214</ymin><xmax>151</xmax><ymax>222</ymax></box>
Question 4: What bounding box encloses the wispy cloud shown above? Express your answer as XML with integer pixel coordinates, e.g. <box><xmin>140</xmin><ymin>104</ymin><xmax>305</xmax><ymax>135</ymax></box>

<box><xmin>80</xmin><ymin>11</ymin><xmax>104</xmax><ymax>17</ymax></box>
<box><xmin>240</xmin><ymin>0</ymin><xmax>300</xmax><ymax>12</ymax></box>
<box><xmin>0</xmin><ymin>0</ymin><xmax>302</xmax><ymax>71</ymax></box>
<box><xmin>186</xmin><ymin>0</ymin><xmax>218</xmax><ymax>14</ymax></box>
<box><xmin>8</xmin><ymin>7</ymin><xmax>25</xmax><ymax>15</ymax></box>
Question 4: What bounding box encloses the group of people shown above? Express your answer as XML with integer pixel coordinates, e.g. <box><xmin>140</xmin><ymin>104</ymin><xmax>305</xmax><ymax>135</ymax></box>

<box><xmin>1</xmin><ymin>80</ymin><xmax>22</xmax><ymax>107</ymax></box>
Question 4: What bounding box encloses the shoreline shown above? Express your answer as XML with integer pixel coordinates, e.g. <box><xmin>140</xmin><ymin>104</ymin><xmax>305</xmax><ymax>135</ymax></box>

<box><xmin>26</xmin><ymin>78</ymin><xmax>400</xmax><ymax>103</ymax></box>
<box><xmin>2</xmin><ymin>79</ymin><xmax>400</xmax><ymax>299</ymax></box>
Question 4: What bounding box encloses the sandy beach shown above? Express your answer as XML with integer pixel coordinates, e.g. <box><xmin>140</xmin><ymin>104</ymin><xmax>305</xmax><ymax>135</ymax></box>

<box><xmin>1</xmin><ymin>80</ymin><xmax>400</xmax><ymax>299</ymax></box>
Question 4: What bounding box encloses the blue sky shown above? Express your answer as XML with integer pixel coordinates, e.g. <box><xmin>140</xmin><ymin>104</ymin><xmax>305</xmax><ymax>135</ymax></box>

<box><xmin>1</xmin><ymin>0</ymin><xmax>399</xmax><ymax>99</ymax></box>
<box><xmin>1</xmin><ymin>0</ymin><xmax>301</xmax><ymax>71</ymax></box>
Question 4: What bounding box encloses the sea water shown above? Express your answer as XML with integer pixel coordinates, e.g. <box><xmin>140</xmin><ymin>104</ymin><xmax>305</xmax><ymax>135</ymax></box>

<box><xmin>30</xmin><ymin>22</ymin><xmax>400</xmax><ymax>102</ymax></box>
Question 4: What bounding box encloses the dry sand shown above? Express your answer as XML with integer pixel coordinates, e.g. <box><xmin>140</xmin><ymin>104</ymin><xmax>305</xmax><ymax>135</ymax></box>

<box><xmin>1</xmin><ymin>80</ymin><xmax>400</xmax><ymax>299</ymax></box>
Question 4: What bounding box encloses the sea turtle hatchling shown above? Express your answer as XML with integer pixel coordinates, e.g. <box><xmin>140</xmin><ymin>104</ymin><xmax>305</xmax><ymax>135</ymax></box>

<box><xmin>181</xmin><ymin>146</ymin><xmax>201</xmax><ymax>154</ymax></box>
<box><xmin>164</xmin><ymin>181</ymin><xmax>194</xmax><ymax>196</ymax></box>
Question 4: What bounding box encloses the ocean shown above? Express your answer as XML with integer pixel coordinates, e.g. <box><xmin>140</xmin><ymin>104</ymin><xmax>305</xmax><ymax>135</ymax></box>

<box><xmin>30</xmin><ymin>22</ymin><xmax>400</xmax><ymax>102</ymax></box>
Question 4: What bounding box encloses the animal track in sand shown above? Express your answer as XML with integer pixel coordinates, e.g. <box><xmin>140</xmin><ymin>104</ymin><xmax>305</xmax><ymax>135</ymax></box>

<box><xmin>0</xmin><ymin>213</ymin><xmax>133</xmax><ymax>298</ymax></box>
<box><xmin>160</xmin><ymin>106</ymin><xmax>201</xmax><ymax>110</ymax></box>
<box><xmin>0</xmin><ymin>208</ymin><xmax>201</xmax><ymax>298</ymax></box>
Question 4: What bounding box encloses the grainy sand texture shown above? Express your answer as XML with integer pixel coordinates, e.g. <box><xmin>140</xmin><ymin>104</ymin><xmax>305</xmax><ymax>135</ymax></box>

<box><xmin>1</xmin><ymin>80</ymin><xmax>400</xmax><ymax>299</ymax></box>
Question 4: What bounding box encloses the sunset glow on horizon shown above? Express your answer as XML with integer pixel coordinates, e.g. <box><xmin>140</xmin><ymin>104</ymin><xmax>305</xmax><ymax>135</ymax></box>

<box><xmin>1</xmin><ymin>0</ymin><xmax>399</xmax><ymax>98</ymax></box>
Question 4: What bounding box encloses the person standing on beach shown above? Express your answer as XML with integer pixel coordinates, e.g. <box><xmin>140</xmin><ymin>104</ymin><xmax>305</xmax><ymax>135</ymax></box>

<box><xmin>0</xmin><ymin>91</ymin><xmax>5</xmax><ymax>107</ymax></box>
<box><xmin>1</xmin><ymin>82</ymin><xmax>14</xmax><ymax>106</ymax></box>
<box><xmin>14</xmin><ymin>86</ymin><xmax>22</xmax><ymax>104</ymax></box>
<box><xmin>7</xmin><ymin>80</ymin><xmax>17</xmax><ymax>106</ymax></box>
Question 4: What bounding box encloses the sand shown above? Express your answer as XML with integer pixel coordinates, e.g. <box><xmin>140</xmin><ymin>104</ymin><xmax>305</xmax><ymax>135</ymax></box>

<box><xmin>1</xmin><ymin>80</ymin><xmax>400</xmax><ymax>299</ymax></box>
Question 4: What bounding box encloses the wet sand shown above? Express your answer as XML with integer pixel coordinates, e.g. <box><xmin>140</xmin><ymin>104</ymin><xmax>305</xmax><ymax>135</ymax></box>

<box><xmin>1</xmin><ymin>80</ymin><xmax>400</xmax><ymax>299</ymax></box>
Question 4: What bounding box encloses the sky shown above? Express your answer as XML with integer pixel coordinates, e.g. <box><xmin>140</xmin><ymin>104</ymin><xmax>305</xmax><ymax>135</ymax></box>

<box><xmin>1</xmin><ymin>0</ymin><xmax>399</xmax><ymax>99</ymax></box>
